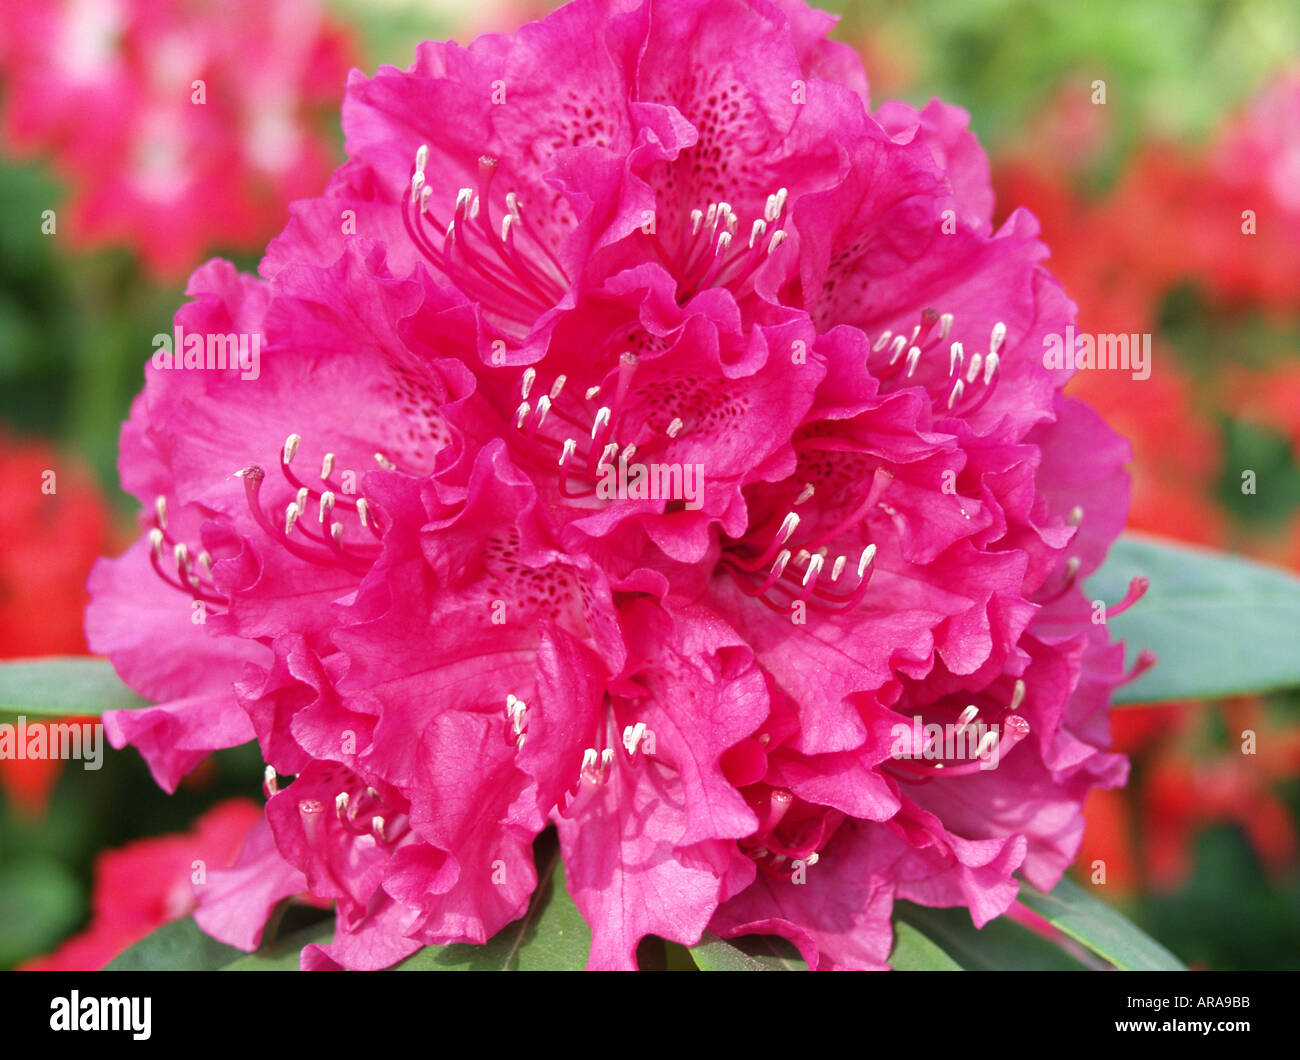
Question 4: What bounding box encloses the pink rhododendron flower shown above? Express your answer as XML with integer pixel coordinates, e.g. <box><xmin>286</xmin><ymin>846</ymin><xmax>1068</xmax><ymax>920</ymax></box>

<box><xmin>90</xmin><ymin>0</ymin><xmax>1137</xmax><ymax>969</ymax></box>
<box><xmin>0</xmin><ymin>0</ymin><xmax>355</xmax><ymax>278</ymax></box>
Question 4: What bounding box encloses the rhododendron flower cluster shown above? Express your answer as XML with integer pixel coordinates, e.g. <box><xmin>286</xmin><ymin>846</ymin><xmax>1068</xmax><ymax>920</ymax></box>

<box><xmin>0</xmin><ymin>0</ymin><xmax>355</xmax><ymax>277</ymax></box>
<box><xmin>91</xmin><ymin>0</ymin><xmax>1138</xmax><ymax>969</ymax></box>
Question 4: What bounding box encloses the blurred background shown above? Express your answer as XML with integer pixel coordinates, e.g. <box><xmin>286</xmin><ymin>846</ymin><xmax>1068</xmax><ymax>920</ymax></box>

<box><xmin>0</xmin><ymin>0</ymin><xmax>1297</xmax><ymax>969</ymax></box>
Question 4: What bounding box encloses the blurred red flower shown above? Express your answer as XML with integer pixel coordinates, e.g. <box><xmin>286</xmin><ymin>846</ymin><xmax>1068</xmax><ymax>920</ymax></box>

<box><xmin>0</xmin><ymin>432</ymin><xmax>114</xmax><ymax>813</ymax></box>
<box><xmin>21</xmin><ymin>797</ymin><xmax>263</xmax><ymax>970</ymax></box>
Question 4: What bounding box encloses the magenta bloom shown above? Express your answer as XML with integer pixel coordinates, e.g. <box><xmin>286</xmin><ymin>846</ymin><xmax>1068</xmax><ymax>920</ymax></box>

<box><xmin>90</xmin><ymin>0</ymin><xmax>1135</xmax><ymax>969</ymax></box>
<box><xmin>0</xmin><ymin>0</ymin><xmax>355</xmax><ymax>277</ymax></box>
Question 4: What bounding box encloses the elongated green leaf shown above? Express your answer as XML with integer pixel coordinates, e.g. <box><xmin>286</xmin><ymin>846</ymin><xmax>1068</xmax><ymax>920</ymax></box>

<box><xmin>1087</xmin><ymin>534</ymin><xmax>1300</xmax><ymax>704</ymax></box>
<box><xmin>0</xmin><ymin>657</ymin><xmax>147</xmax><ymax>717</ymax></box>
<box><xmin>105</xmin><ymin>917</ymin><xmax>245</xmax><ymax>971</ymax></box>
<box><xmin>1017</xmin><ymin>876</ymin><xmax>1184</xmax><ymax>971</ymax></box>
<box><xmin>223</xmin><ymin>921</ymin><xmax>335</xmax><ymax>970</ymax></box>
<box><xmin>893</xmin><ymin>901</ymin><xmax>1087</xmax><ymax>970</ymax></box>
<box><xmin>392</xmin><ymin>850</ymin><xmax>591</xmax><ymax>970</ymax></box>
<box><xmin>887</xmin><ymin>920</ymin><xmax>963</xmax><ymax>970</ymax></box>
<box><xmin>690</xmin><ymin>932</ymin><xmax>807</xmax><ymax>970</ymax></box>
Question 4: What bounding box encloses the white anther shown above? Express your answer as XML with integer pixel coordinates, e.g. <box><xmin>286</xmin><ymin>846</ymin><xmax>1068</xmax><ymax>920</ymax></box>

<box><xmin>830</xmin><ymin>554</ymin><xmax>847</xmax><ymax>582</ymax></box>
<box><xmin>197</xmin><ymin>551</ymin><xmax>213</xmax><ymax>577</ymax></box>
<box><xmin>1010</xmin><ymin>679</ymin><xmax>1026</xmax><ymax>714</ymax></box>
<box><xmin>600</xmin><ymin>748</ymin><xmax>614</xmax><ymax>773</ymax></box>
<box><xmin>770</xmin><ymin>549</ymin><xmax>791</xmax><ymax>578</ymax></box>
<box><xmin>777</xmin><ymin>511</ymin><xmax>800</xmax><ymax>544</ymax></box>
<box><xmin>690</xmin><ymin>208</ymin><xmax>703</xmax><ymax>235</ymax></box>
<box><xmin>295</xmin><ymin>487</ymin><xmax>309</xmax><ymax>511</ymax></box>
<box><xmin>154</xmin><ymin>496</ymin><xmax>167</xmax><ymax>529</ymax></box>
<box><xmin>666</xmin><ymin>417</ymin><xmax>684</xmax><ymax>438</ymax></box>
<box><xmin>715</xmin><ymin>231</ymin><xmax>732</xmax><ymax>255</ymax></box>
<box><xmin>705</xmin><ymin>203</ymin><xmax>718</xmax><ymax>228</ymax></box>
<box><xmin>750</xmin><ymin>218</ymin><xmax>767</xmax><ymax>249</ymax></box>
<box><xmin>802</xmin><ymin>552</ymin><xmax>825</xmax><ymax>586</ymax></box>
<box><xmin>805</xmin><ymin>852</ymin><xmax>819</xmax><ymax>867</ymax></box>
<box><xmin>767</xmin><ymin>230</ymin><xmax>787</xmax><ymax>253</ymax></box>
<box><xmin>335</xmin><ymin>791</ymin><xmax>349</xmax><ymax>817</ymax></box>
<box><xmin>515</xmin><ymin>401</ymin><xmax>531</xmax><ymax>429</ymax></box>
<box><xmin>321</xmin><ymin>453</ymin><xmax>335</xmax><ymax>481</ymax></box>
<box><xmin>411</xmin><ymin>171</ymin><xmax>425</xmax><ymax>196</ymax></box>
<box><xmin>559</xmin><ymin>438</ymin><xmax>577</xmax><ymax>467</ymax></box>
<box><xmin>939</xmin><ymin>312</ymin><xmax>953</xmax><ymax>340</ymax></box>
<box><xmin>501</xmin><ymin>213</ymin><xmax>515</xmax><ymax>242</ymax></box>
<box><xmin>774</xmin><ymin>187</ymin><xmax>788</xmax><ymax>214</ymax></box>
<box><xmin>317</xmin><ymin>491</ymin><xmax>334</xmax><ymax>524</ymax></box>
<box><xmin>285</xmin><ymin>502</ymin><xmax>302</xmax><ymax>535</ymax></box>
<box><xmin>455</xmin><ymin>187</ymin><xmax>473</xmax><ymax>215</ymax></box>
<box><xmin>983</xmin><ymin>351</ymin><xmax>999</xmax><ymax>385</ymax></box>
<box><xmin>374</xmin><ymin>452</ymin><xmax>396</xmax><ymax>470</ymax></box>
<box><xmin>794</xmin><ymin>549</ymin><xmax>811</xmax><ymax>566</ymax></box>
<box><xmin>585</xmin><ymin>384</ymin><xmax>602</xmax><ymax>401</ymax></box>
<box><xmin>949</xmin><ymin>341</ymin><xmax>964</xmax><ymax>377</ymax></box>
<box><xmin>534</xmin><ymin>394</ymin><xmax>551</xmax><ymax>428</ymax></box>
<box><xmin>581</xmin><ymin>748</ymin><xmax>599</xmax><ymax>775</ymax></box>
<box><xmin>966</xmin><ymin>352</ymin><xmax>983</xmax><ymax>385</ymax></box>
<box><xmin>975</xmin><ymin>730</ymin><xmax>1000</xmax><ymax>759</ymax></box>
<box><xmin>415</xmin><ymin>144</ymin><xmax>429</xmax><ymax>175</ymax></box>
<box><xmin>955</xmin><ymin>704</ymin><xmax>979</xmax><ymax>734</ymax></box>
<box><xmin>149</xmin><ymin>527</ymin><xmax>165</xmax><ymax>558</ymax></box>
<box><xmin>263</xmin><ymin>765</ymin><xmax>278</xmax><ymax>796</ymax></box>
<box><xmin>172</xmin><ymin>543</ymin><xmax>189</xmax><ymax>572</ymax></box>
<box><xmin>549</xmin><ymin>374</ymin><xmax>567</xmax><ymax>400</ymax></box>
<box><xmin>1067</xmin><ymin>505</ymin><xmax>1084</xmax><ymax>526</ymax></box>
<box><xmin>947</xmin><ymin>379</ymin><xmax>965</xmax><ymax>409</ymax></box>
<box><xmin>356</xmin><ymin>498</ymin><xmax>371</xmax><ymax>528</ymax></box>
<box><xmin>505</xmin><ymin>191</ymin><xmax>521</xmax><ymax>220</ymax></box>
<box><xmin>419</xmin><ymin>185</ymin><xmax>433</xmax><ymax>213</ymax></box>
<box><xmin>330</xmin><ymin>522</ymin><xmax>344</xmax><ymax>543</ymax></box>
<box><xmin>521</xmin><ymin>366</ymin><xmax>536</xmax><ymax>399</ymax></box>
<box><xmin>794</xmin><ymin>483</ymin><xmax>815</xmax><ymax>505</ymax></box>
<box><xmin>888</xmin><ymin>335</ymin><xmax>907</xmax><ymax>363</ymax></box>
<box><xmin>990</xmin><ymin>321</ymin><xmax>1007</xmax><ymax>355</ymax></box>
<box><xmin>623</xmin><ymin>722</ymin><xmax>647</xmax><ymax>756</ymax></box>
<box><xmin>905</xmin><ymin>346</ymin><xmax>922</xmax><ymax>377</ymax></box>
<box><xmin>858</xmin><ymin>543</ymin><xmax>877</xmax><ymax>578</ymax></box>
<box><xmin>597</xmin><ymin>442</ymin><xmax>619</xmax><ymax>472</ymax></box>
<box><xmin>873</xmin><ymin>330</ymin><xmax>893</xmax><ymax>352</ymax></box>
<box><xmin>469</xmin><ymin>195</ymin><xmax>481</xmax><ymax>220</ymax></box>
<box><xmin>621</xmin><ymin>443</ymin><xmax>637</xmax><ymax>463</ymax></box>
<box><xmin>591</xmin><ymin>406</ymin><xmax>611</xmax><ymax>439</ymax></box>
<box><xmin>283</xmin><ymin>433</ymin><xmax>302</xmax><ymax>464</ymax></box>
<box><xmin>372</xmin><ymin>816</ymin><xmax>386</xmax><ymax>841</ymax></box>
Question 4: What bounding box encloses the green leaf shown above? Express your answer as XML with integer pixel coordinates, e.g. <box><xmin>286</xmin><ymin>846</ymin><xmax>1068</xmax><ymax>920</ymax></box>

<box><xmin>0</xmin><ymin>858</ymin><xmax>85</xmax><ymax>967</ymax></box>
<box><xmin>0</xmin><ymin>657</ymin><xmax>148</xmax><ymax>717</ymax></box>
<box><xmin>392</xmin><ymin>848</ymin><xmax>591</xmax><ymax>970</ymax></box>
<box><xmin>893</xmin><ymin>901</ymin><xmax>1088</xmax><ymax>970</ymax></box>
<box><xmin>1017</xmin><ymin>876</ymin><xmax>1184</xmax><ymax>971</ymax></box>
<box><xmin>105</xmin><ymin>917</ymin><xmax>245</xmax><ymax>971</ymax></box>
<box><xmin>223</xmin><ymin>921</ymin><xmax>335</xmax><ymax>971</ymax></box>
<box><xmin>690</xmin><ymin>932</ymin><xmax>808</xmax><ymax>970</ymax></box>
<box><xmin>887</xmin><ymin>920</ymin><xmax>963</xmax><ymax>970</ymax></box>
<box><xmin>1087</xmin><ymin>533</ymin><xmax>1300</xmax><ymax>704</ymax></box>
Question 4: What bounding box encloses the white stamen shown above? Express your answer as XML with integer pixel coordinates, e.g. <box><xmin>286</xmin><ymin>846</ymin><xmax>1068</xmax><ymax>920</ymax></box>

<box><xmin>549</xmin><ymin>374</ymin><xmax>567</xmax><ymax>400</ymax></box>
<box><xmin>749</xmin><ymin>218</ymin><xmax>767</xmax><ymax>249</ymax></box>
<box><xmin>521</xmin><ymin>366</ymin><xmax>536</xmax><ymax>399</ymax></box>
<box><xmin>767</xmin><ymin>230</ymin><xmax>787</xmax><ymax>253</ymax></box>
<box><xmin>455</xmin><ymin>187</ymin><xmax>473</xmax><ymax>215</ymax></box>
<box><xmin>777</xmin><ymin>511</ymin><xmax>800</xmax><ymax>544</ymax></box>
<box><xmin>947</xmin><ymin>379</ymin><xmax>965</xmax><ymax>409</ymax></box>
<box><xmin>939</xmin><ymin>312</ymin><xmax>953</xmax><ymax>340</ymax></box>
<box><xmin>559</xmin><ymin>438</ymin><xmax>577</xmax><ymax>467</ymax></box>
<box><xmin>830</xmin><ymin>554</ymin><xmax>847</xmax><ymax>582</ymax></box>
<box><xmin>858</xmin><ymin>543</ymin><xmax>877</xmax><ymax>578</ymax></box>
<box><xmin>770</xmin><ymin>549</ymin><xmax>791</xmax><ymax>579</ymax></box>
<box><xmin>319</xmin><ymin>491</ymin><xmax>335</xmax><ymax>523</ymax></box>
<box><xmin>515</xmin><ymin>401</ymin><xmax>531</xmax><ymax>429</ymax></box>
<box><xmin>715</xmin><ymin>231</ymin><xmax>732</xmax><ymax>255</ymax></box>
<box><xmin>283</xmin><ymin>433</ymin><xmax>302</xmax><ymax>464</ymax></box>
<box><xmin>666</xmin><ymin>417</ymin><xmax>684</xmax><ymax>438</ymax></box>
<box><xmin>983</xmin><ymin>351</ymin><xmax>999</xmax><ymax>385</ymax></box>
<box><xmin>148</xmin><ymin>527</ymin><xmax>164</xmax><ymax>559</ymax></box>
<box><xmin>990</xmin><ymin>321</ymin><xmax>1007</xmax><ymax>355</ymax></box>
<box><xmin>335</xmin><ymin>791</ymin><xmax>349</xmax><ymax>817</ymax></box>
<box><xmin>374</xmin><ymin>452</ymin><xmax>396</xmax><ymax>470</ymax></box>
<box><xmin>949</xmin><ymin>341</ymin><xmax>964</xmax><ymax>377</ymax></box>
<box><xmin>1067</xmin><ymin>505</ymin><xmax>1084</xmax><ymax>526</ymax></box>
<box><xmin>501</xmin><ymin>213</ymin><xmax>515</xmax><ymax>242</ymax></box>
<box><xmin>955</xmin><ymin>704</ymin><xmax>979</xmax><ymax>734</ymax></box>
<box><xmin>320</xmin><ymin>453</ymin><xmax>335</xmax><ymax>481</ymax></box>
<box><xmin>415</xmin><ymin>144</ymin><xmax>429</xmax><ymax>175</ymax></box>
<box><xmin>584</xmin><ymin>384</ymin><xmax>602</xmax><ymax>401</ymax></box>
<box><xmin>534</xmin><ymin>394</ymin><xmax>551</xmax><ymax>428</ymax></box>
<box><xmin>905</xmin><ymin>346</ymin><xmax>922</xmax><ymax>377</ymax></box>
<box><xmin>966</xmin><ymin>352</ymin><xmax>983</xmax><ymax>385</ymax></box>
<box><xmin>802</xmin><ymin>552</ymin><xmax>824</xmax><ymax>586</ymax></box>
<box><xmin>873</xmin><ymin>330</ymin><xmax>893</xmax><ymax>352</ymax></box>
<box><xmin>154</xmin><ymin>496</ymin><xmax>167</xmax><ymax>529</ymax></box>
<box><xmin>623</xmin><ymin>722</ymin><xmax>647</xmax><ymax>756</ymax></box>
<box><xmin>1010</xmin><ymin>679</ymin><xmax>1026</xmax><ymax>714</ymax></box>
<box><xmin>330</xmin><ymin>522</ymin><xmax>344</xmax><ymax>543</ymax></box>
<box><xmin>889</xmin><ymin>335</ymin><xmax>907</xmax><ymax>363</ymax></box>
<box><xmin>591</xmin><ymin>406</ymin><xmax>611</xmax><ymax>439</ymax></box>
<box><xmin>795</xmin><ymin>483</ymin><xmax>815</xmax><ymax>505</ymax></box>
<box><xmin>372</xmin><ymin>816</ymin><xmax>386</xmax><ymax>841</ymax></box>
<box><xmin>263</xmin><ymin>765</ymin><xmax>278</xmax><ymax>796</ymax></box>
<box><xmin>285</xmin><ymin>502</ymin><xmax>301</xmax><ymax>535</ymax></box>
<box><xmin>356</xmin><ymin>498</ymin><xmax>371</xmax><ymax>528</ymax></box>
<box><xmin>597</xmin><ymin>442</ymin><xmax>619</xmax><ymax>472</ymax></box>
